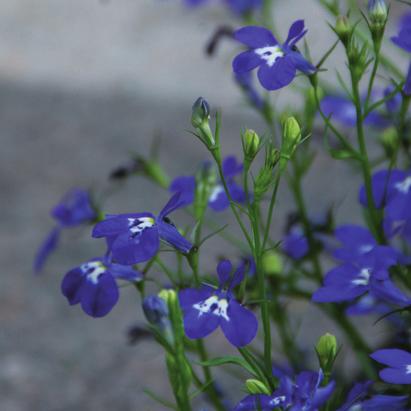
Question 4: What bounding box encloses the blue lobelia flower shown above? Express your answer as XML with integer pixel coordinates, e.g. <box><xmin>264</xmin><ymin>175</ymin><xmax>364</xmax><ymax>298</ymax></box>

<box><xmin>332</xmin><ymin>224</ymin><xmax>398</xmax><ymax>263</ymax></box>
<box><xmin>234</xmin><ymin>369</ymin><xmax>335</xmax><ymax>411</ymax></box>
<box><xmin>371</xmin><ymin>348</ymin><xmax>411</xmax><ymax>384</ymax></box>
<box><xmin>232</xmin><ymin>21</ymin><xmax>316</xmax><ymax>91</ymax></box>
<box><xmin>61</xmin><ymin>256</ymin><xmax>142</xmax><ymax>317</ymax></box>
<box><xmin>179</xmin><ymin>259</ymin><xmax>258</xmax><ymax>347</ymax></box>
<box><xmin>391</xmin><ymin>12</ymin><xmax>411</xmax><ymax>95</ymax></box>
<box><xmin>282</xmin><ymin>227</ymin><xmax>309</xmax><ymax>260</ymax></box>
<box><xmin>312</xmin><ymin>250</ymin><xmax>411</xmax><ymax>307</ymax></box>
<box><xmin>336</xmin><ymin>380</ymin><xmax>408</xmax><ymax>411</ymax></box>
<box><xmin>320</xmin><ymin>94</ymin><xmax>390</xmax><ymax>128</ymax></box>
<box><xmin>34</xmin><ymin>188</ymin><xmax>97</xmax><ymax>273</ymax></box>
<box><xmin>92</xmin><ymin>192</ymin><xmax>193</xmax><ymax>265</ymax></box>
<box><xmin>169</xmin><ymin>156</ymin><xmax>245</xmax><ymax>212</ymax></box>
<box><xmin>359</xmin><ymin>169</ymin><xmax>411</xmax><ymax>222</ymax></box>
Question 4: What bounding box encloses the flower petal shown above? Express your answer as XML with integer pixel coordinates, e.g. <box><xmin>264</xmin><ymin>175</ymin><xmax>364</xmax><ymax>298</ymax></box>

<box><xmin>181</xmin><ymin>303</ymin><xmax>220</xmax><ymax>340</ymax></box>
<box><xmin>371</xmin><ymin>349</ymin><xmax>411</xmax><ymax>367</ymax></box>
<box><xmin>379</xmin><ymin>368</ymin><xmax>411</xmax><ymax>384</ymax></box>
<box><xmin>220</xmin><ymin>300</ymin><xmax>257</xmax><ymax>347</ymax></box>
<box><xmin>61</xmin><ymin>267</ymin><xmax>85</xmax><ymax>306</ymax></box>
<box><xmin>80</xmin><ymin>272</ymin><xmax>119</xmax><ymax>317</ymax></box>
<box><xmin>234</xmin><ymin>26</ymin><xmax>278</xmax><ymax>48</ymax></box>
<box><xmin>257</xmin><ymin>56</ymin><xmax>296</xmax><ymax>90</ymax></box>
<box><xmin>34</xmin><ymin>227</ymin><xmax>60</xmax><ymax>273</ymax></box>
<box><xmin>217</xmin><ymin>259</ymin><xmax>232</xmax><ymax>286</ymax></box>
<box><xmin>157</xmin><ymin>220</ymin><xmax>193</xmax><ymax>254</ymax></box>
<box><xmin>233</xmin><ymin>50</ymin><xmax>263</xmax><ymax>73</ymax></box>
<box><xmin>111</xmin><ymin>227</ymin><xmax>160</xmax><ymax>264</ymax></box>
<box><xmin>109</xmin><ymin>264</ymin><xmax>143</xmax><ymax>282</ymax></box>
<box><xmin>169</xmin><ymin>176</ymin><xmax>196</xmax><ymax>206</ymax></box>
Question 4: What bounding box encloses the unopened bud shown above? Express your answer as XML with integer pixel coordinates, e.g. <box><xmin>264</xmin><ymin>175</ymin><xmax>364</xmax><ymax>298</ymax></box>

<box><xmin>368</xmin><ymin>0</ymin><xmax>388</xmax><ymax>25</ymax></box>
<box><xmin>335</xmin><ymin>16</ymin><xmax>352</xmax><ymax>45</ymax></box>
<box><xmin>380</xmin><ymin>127</ymin><xmax>398</xmax><ymax>158</ymax></box>
<box><xmin>316</xmin><ymin>333</ymin><xmax>338</xmax><ymax>372</ymax></box>
<box><xmin>245</xmin><ymin>379</ymin><xmax>271</xmax><ymax>395</ymax></box>
<box><xmin>191</xmin><ymin>97</ymin><xmax>210</xmax><ymax>128</ymax></box>
<box><xmin>280</xmin><ymin>117</ymin><xmax>301</xmax><ymax>170</ymax></box>
<box><xmin>262</xmin><ymin>251</ymin><xmax>283</xmax><ymax>277</ymax></box>
<box><xmin>191</xmin><ymin>97</ymin><xmax>215</xmax><ymax>148</ymax></box>
<box><xmin>143</xmin><ymin>295</ymin><xmax>169</xmax><ymax>328</ymax></box>
<box><xmin>242</xmin><ymin>129</ymin><xmax>260</xmax><ymax>163</ymax></box>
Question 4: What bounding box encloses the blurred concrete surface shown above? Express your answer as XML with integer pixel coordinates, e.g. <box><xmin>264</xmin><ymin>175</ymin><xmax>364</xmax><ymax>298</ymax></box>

<box><xmin>0</xmin><ymin>1</ymin><xmax>409</xmax><ymax>410</ymax></box>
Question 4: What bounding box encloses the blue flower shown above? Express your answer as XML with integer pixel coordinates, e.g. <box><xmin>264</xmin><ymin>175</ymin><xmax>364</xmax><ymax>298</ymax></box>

<box><xmin>320</xmin><ymin>94</ymin><xmax>390</xmax><ymax>128</ymax></box>
<box><xmin>169</xmin><ymin>156</ymin><xmax>245</xmax><ymax>212</ymax></box>
<box><xmin>359</xmin><ymin>169</ymin><xmax>411</xmax><ymax>221</ymax></box>
<box><xmin>332</xmin><ymin>225</ymin><xmax>398</xmax><ymax>263</ymax></box>
<box><xmin>34</xmin><ymin>188</ymin><xmax>97</xmax><ymax>273</ymax></box>
<box><xmin>371</xmin><ymin>348</ymin><xmax>411</xmax><ymax>384</ymax></box>
<box><xmin>282</xmin><ymin>227</ymin><xmax>309</xmax><ymax>260</ymax></box>
<box><xmin>232</xmin><ymin>22</ymin><xmax>316</xmax><ymax>91</ymax></box>
<box><xmin>61</xmin><ymin>257</ymin><xmax>142</xmax><ymax>317</ymax></box>
<box><xmin>179</xmin><ymin>259</ymin><xmax>258</xmax><ymax>347</ymax></box>
<box><xmin>92</xmin><ymin>192</ymin><xmax>193</xmax><ymax>265</ymax></box>
<box><xmin>391</xmin><ymin>12</ymin><xmax>411</xmax><ymax>95</ymax></box>
<box><xmin>336</xmin><ymin>380</ymin><xmax>407</xmax><ymax>411</ymax></box>
<box><xmin>234</xmin><ymin>369</ymin><xmax>335</xmax><ymax>411</ymax></box>
<box><xmin>312</xmin><ymin>251</ymin><xmax>411</xmax><ymax>307</ymax></box>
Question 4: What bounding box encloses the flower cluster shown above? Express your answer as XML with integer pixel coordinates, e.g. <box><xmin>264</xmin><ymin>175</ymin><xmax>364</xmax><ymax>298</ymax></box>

<box><xmin>35</xmin><ymin>0</ymin><xmax>411</xmax><ymax>409</ymax></box>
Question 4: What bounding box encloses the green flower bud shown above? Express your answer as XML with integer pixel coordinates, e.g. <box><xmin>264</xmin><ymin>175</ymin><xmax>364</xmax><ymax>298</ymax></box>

<box><xmin>262</xmin><ymin>251</ymin><xmax>283</xmax><ymax>277</ymax></box>
<box><xmin>245</xmin><ymin>379</ymin><xmax>271</xmax><ymax>395</ymax></box>
<box><xmin>254</xmin><ymin>145</ymin><xmax>280</xmax><ymax>201</ymax></box>
<box><xmin>335</xmin><ymin>16</ymin><xmax>352</xmax><ymax>46</ymax></box>
<box><xmin>316</xmin><ymin>333</ymin><xmax>338</xmax><ymax>372</ymax></box>
<box><xmin>280</xmin><ymin>117</ymin><xmax>301</xmax><ymax>170</ymax></box>
<box><xmin>380</xmin><ymin>127</ymin><xmax>398</xmax><ymax>158</ymax></box>
<box><xmin>242</xmin><ymin>129</ymin><xmax>260</xmax><ymax>163</ymax></box>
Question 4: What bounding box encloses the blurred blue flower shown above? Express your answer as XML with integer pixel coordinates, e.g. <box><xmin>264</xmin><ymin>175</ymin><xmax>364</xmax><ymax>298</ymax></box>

<box><xmin>371</xmin><ymin>348</ymin><xmax>411</xmax><ymax>384</ymax></box>
<box><xmin>169</xmin><ymin>156</ymin><xmax>245</xmax><ymax>212</ymax></box>
<box><xmin>34</xmin><ymin>188</ymin><xmax>97</xmax><ymax>273</ymax></box>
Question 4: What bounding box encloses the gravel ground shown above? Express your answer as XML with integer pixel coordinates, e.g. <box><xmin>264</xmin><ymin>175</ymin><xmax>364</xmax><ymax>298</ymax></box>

<box><xmin>1</xmin><ymin>1</ymin><xmax>408</xmax><ymax>410</ymax></box>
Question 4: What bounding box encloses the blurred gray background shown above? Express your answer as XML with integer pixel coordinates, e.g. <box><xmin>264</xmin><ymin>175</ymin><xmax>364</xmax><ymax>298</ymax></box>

<box><xmin>1</xmin><ymin>1</ymin><xmax>409</xmax><ymax>410</ymax></box>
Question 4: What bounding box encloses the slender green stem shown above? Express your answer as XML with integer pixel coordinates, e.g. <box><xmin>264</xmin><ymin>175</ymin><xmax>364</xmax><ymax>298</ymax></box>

<box><xmin>349</xmin><ymin>65</ymin><xmax>384</xmax><ymax>242</ymax></box>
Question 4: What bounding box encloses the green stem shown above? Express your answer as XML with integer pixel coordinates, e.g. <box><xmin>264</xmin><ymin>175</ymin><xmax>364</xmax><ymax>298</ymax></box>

<box><xmin>349</xmin><ymin>65</ymin><xmax>384</xmax><ymax>242</ymax></box>
<box><xmin>195</xmin><ymin>340</ymin><xmax>226</xmax><ymax>411</ymax></box>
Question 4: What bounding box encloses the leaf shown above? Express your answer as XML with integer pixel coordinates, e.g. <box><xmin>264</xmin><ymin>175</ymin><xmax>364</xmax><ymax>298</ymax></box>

<box><xmin>195</xmin><ymin>356</ymin><xmax>257</xmax><ymax>376</ymax></box>
<box><xmin>198</xmin><ymin>224</ymin><xmax>229</xmax><ymax>248</ymax></box>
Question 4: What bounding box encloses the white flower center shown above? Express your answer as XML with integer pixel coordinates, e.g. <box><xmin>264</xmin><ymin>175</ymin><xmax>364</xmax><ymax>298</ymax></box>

<box><xmin>352</xmin><ymin>268</ymin><xmax>371</xmax><ymax>286</ymax></box>
<box><xmin>255</xmin><ymin>45</ymin><xmax>284</xmax><ymax>67</ymax></box>
<box><xmin>406</xmin><ymin>365</ymin><xmax>411</xmax><ymax>374</ymax></box>
<box><xmin>395</xmin><ymin>176</ymin><xmax>411</xmax><ymax>194</ymax></box>
<box><xmin>193</xmin><ymin>295</ymin><xmax>229</xmax><ymax>321</ymax></box>
<box><xmin>348</xmin><ymin>405</ymin><xmax>362</xmax><ymax>411</ymax></box>
<box><xmin>209</xmin><ymin>185</ymin><xmax>225</xmax><ymax>203</ymax></box>
<box><xmin>359</xmin><ymin>244</ymin><xmax>374</xmax><ymax>254</ymax></box>
<box><xmin>81</xmin><ymin>261</ymin><xmax>106</xmax><ymax>284</ymax></box>
<box><xmin>128</xmin><ymin>217</ymin><xmax>155</xmax><ymax>235</ymax></box>
<box><xmin>270</xmin><ymin>396</ymin><xmax>286</xmax><ymax>407</ymax></box>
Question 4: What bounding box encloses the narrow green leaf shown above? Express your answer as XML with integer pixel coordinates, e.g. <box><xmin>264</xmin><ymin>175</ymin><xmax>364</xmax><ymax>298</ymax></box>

<box><xmin>195</xmin><ymin>356</ymin><xmax>256</xmax><ymax>376</ymax></box>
